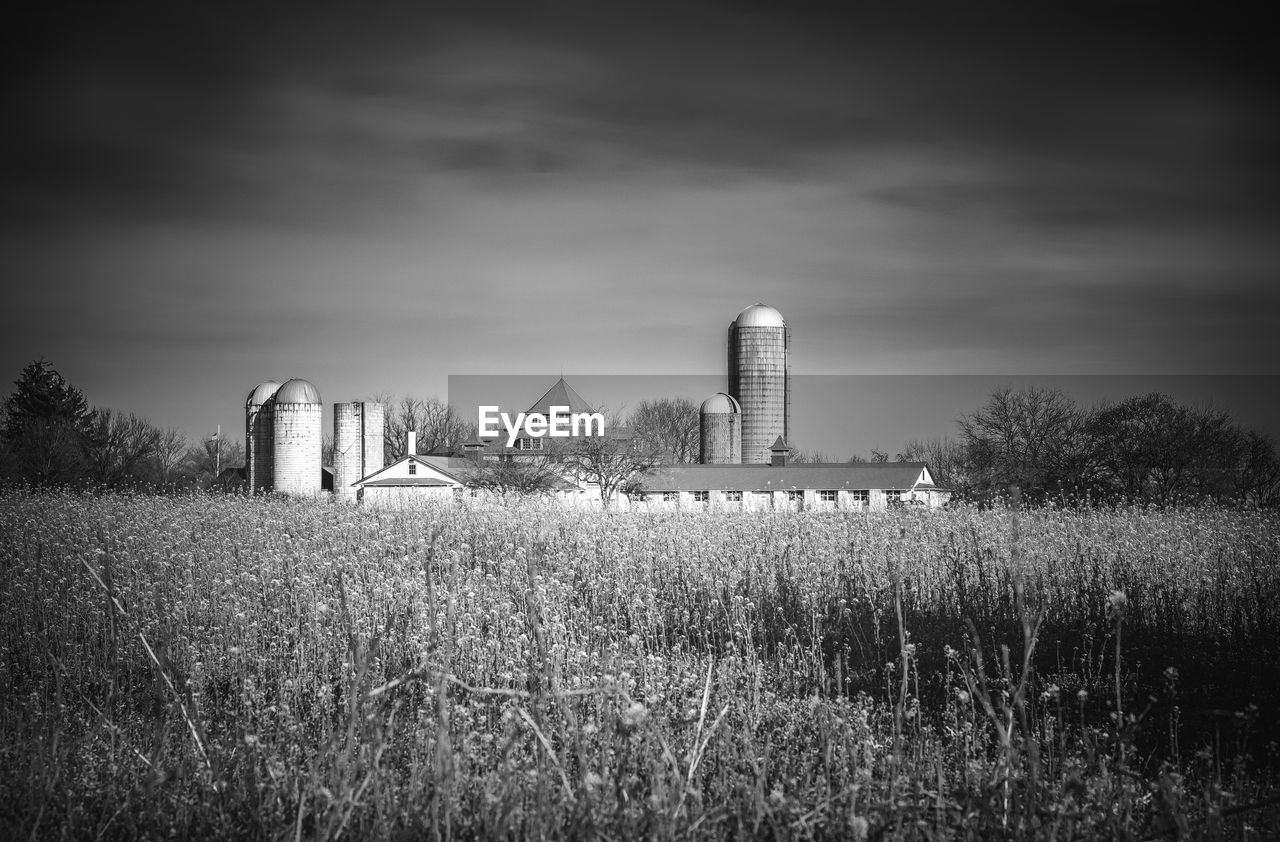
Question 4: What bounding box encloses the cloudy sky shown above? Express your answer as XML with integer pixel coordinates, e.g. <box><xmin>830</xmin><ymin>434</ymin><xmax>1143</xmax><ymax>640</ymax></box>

<box><xmin>2</xmin><ymin>2</ymin><xmax>1277</xmax><ymax>450</ymax></box>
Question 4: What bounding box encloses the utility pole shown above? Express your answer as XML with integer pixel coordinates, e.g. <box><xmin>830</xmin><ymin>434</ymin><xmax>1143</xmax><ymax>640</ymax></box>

<box><xmin>212</xmin><ymin>424</ymin><xmax>221</xmax><ymax>480</ymax></box>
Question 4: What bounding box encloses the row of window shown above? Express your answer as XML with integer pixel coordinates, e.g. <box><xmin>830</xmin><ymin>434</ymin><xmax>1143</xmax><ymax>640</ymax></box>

<box><xmin>659</xmin><ymin>490</ymin><xmax>883</xmax><ymax>504</ymax></box>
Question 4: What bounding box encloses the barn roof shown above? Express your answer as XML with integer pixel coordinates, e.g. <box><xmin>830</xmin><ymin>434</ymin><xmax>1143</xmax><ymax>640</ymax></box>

<box><xmin>525</xmin><ymin>378</ymin><xmax>595</xmax><ymax>417</ymax></box>
<box><xmin>360</xmin><ymin>477</ymin><xmax>453</xmax><ymax>488</ymax></box>
<box><xmin>638</xmin><ymin>462</ymin><xmax>937</xmax><ymax>493</ymax></box>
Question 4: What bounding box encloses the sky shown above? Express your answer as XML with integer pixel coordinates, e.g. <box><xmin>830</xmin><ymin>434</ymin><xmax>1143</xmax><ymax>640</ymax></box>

<box><xmin>2</xmin><ymin>1</ymin><xmax>1277</xmax><ymax>454</ymax></box>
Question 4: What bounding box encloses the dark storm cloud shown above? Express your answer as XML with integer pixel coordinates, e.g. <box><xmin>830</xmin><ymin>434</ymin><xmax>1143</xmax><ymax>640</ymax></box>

<box><xmin>2</xmin><ymin>1</ymin><xmax>1278</xmax><ymax>439</ymax></box>
<box><xmin>5</xmin><ymin>2</ymin><xmax>1275</xmax><ymax>219</ymax></box>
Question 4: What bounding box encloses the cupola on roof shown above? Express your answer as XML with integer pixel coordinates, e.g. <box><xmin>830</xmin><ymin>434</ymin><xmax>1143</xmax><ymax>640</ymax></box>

<box><xmin>733</xmin><ymin>302</ymin><xmax>785</xmax><ymax>328</ymax></box>
<box><xmin>274</xmin><ymin>378</ymin><xmax>321</xmax><ymax>405</ymax></box>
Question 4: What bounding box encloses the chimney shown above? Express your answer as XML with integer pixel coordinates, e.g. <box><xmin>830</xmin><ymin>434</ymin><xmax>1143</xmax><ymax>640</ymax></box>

<box><xmin>463</xmin><ymin>438</ymin><xmax>485</xmax><ymax>462</ymax></box>
<box><xmin>407</xmin><ymin>431</ymin><xmax>417</xmax><ymax>456</ymax></box>
<box><xmin>769</xmin><ymin>436</ymin><xmax>790</xmax><ymax>467</ymax></box>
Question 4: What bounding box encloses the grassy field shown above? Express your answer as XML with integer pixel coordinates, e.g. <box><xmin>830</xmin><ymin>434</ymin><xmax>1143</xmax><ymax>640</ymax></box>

<box><xmin>1</xmin><ymin>490</ymin><xmax>1277</xmax><ymax>839</ymax></box>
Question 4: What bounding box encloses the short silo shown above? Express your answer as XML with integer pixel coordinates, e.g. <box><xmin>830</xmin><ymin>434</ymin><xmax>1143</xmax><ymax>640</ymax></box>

<box><xmin>272</xmin><ymin>378</ymin><xmax>323</xmax><ymax>496</ymax></box>
<box><xmin>727</xmin><ymin>302</ymin><xmax>789</xmax><ymax>464</ymax></box>
<box><xmin>245</xmin><ymin>380</ymin><xmax>280</xmax><ymax>492</ymax></box>
<box><xmin>333</xmin><ymin>401</ymin><xmax>385</xmax><ymax>501</ymax></box>
<box><xmin>699</xmin><ymin>392</ymin><xmax>742</xmax><ymax>464</ymax></box>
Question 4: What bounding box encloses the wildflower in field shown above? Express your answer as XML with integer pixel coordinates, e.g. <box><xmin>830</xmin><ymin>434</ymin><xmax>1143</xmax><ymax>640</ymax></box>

<box><xmin>621</xmin><ymin>702</ymin><xmax>648</xmax><ymax>729</ymax></box>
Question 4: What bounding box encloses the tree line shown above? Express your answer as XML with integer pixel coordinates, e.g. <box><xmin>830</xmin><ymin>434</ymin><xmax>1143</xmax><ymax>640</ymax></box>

<box><xmin>901</xmin><ymin>385</ymin><xmax>1280</xmax><ymax>507</ymax></box>
<box><xmin>0</xmin><ymin>360</ymin><xmax>238</xmax><ymax>490</ymax></box>
<box><xmin>619</xmin><ymin>389</ymin><xmax>1280</xmax><ymax>508</ymax></box>
<box><xmin>6</xmin><ymin>360</ymin><xmax>1275</xmax><ymax>506</ymax></box>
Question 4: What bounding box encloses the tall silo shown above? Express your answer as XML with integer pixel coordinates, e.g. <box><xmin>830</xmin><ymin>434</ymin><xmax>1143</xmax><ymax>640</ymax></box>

<box><xmin>272</xmin><ymin>378</ymin><xmax>323</xmax><ymax>496</ymax></box>
<box><xmin>333</xmin><ymin>401</ymin><xmax>385</xmax><ymax>501</ymax></box>
<box><xmin>727</xmin><ymin>302</ymin><xmax>790</xmax><ymax>464</ymax></box>
<box><xmin>245</xmin><ymin>380</ymin><xmax>281</xmax><ymax>492</ymax></box>
<box><xmin>699</xmin><ymin>392</ymin><xmax>742</xmax><ymax>464</ymax></box>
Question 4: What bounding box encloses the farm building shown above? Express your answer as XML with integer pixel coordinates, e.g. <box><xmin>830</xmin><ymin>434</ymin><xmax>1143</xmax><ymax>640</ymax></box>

<box><xmin>244</xmin><ymin>302</ymin><xmax>950</xmax><ymax>508</ymax></box>
<box><xmin>350</xmin><ymin>432</ymin><xmax>589</xmax><ymax>507</ymax></box>
<box><xmin>635</xmin><ymin>450</ymin><xmax>948</xmax><ymax>511</ymax></box>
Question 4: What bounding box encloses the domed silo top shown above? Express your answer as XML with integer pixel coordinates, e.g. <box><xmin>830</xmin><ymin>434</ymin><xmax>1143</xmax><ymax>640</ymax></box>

<box><xmin>246</xmin><ymin>380</ymin><xmax>282</xmax><ymax>407</ymax></box>
<box><xmin>274</xmin><ymin>379</ymin><xmax>321</xmax><ymax>405</ymax></box>
<box><xmin>700</xmin><ymin>392</ymin><xmax>742</xmax><ymax>414</ymax></box>
<box><xmin>733</xmin><ymin>302</ymin><xmax>785</xmax><ymax>328</ymax></box>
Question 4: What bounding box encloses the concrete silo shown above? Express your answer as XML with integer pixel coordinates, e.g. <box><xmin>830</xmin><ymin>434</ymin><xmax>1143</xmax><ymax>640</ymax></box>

<box><xmin>727</xmin><ymin>302</ymin><xmax>789</xmax><ymax>464</ymax></box>
<box><xmin>333</xmin><ymin>401</ymin><xmax>385</xmax><ymax>501</ymax></box>
<box><xmin>245</xmin><ymin>380</ymin><xmax>280</xmax><ymax>492</ymax></box>
<box><xmin>699</xmin><ymin>392</ymin><xmax>742</xmax><ymax>464</ymax></box>
<box><xmin>272</xmin><ymin>378</ymin><xmax>323</xmax><ymax>496</ymax></box>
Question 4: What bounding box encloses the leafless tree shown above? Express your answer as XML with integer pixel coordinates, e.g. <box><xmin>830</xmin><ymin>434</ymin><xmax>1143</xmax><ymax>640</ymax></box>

<box><xmin>183</xmin><ymin>436</ymin><xmax>245</xmax><ymax>487</ymax></box>
<box><xmin>1233</xmin><ymin>429</ymin><xmax>1280</xmax><ymax>508</ymax></box>
<box><xmin>628</xmin><ymin>397</ymin><xmax>700</xmax><ymax>463</ymax></box>
<box><xmin>464</xmin><ymin>454</ymin><xmax>565</xmax><ymax>501</ymax></box>
<box><xmin>83</xmin><ymin>408</ymin><xmax>162</xmax><ymax>486</ymax></box>
<box><xmin>898</xmin><ymin>436</ymin><xmax>970</xmax><ymax>494</ymax></box>
<box><xmin>1092</xmin><ymin>393</ymin><xmax>1254</xmax><ymax>505</ymax></box>
<box><xmin>559</xmin><ymin>412</ymin><xmax>663</xmax><ymax>508</ymax></box>
<box><xmin>154</xmin><ymin>426</ymin><xmax>188</xmax><ymax>485</ymax></box>
<box><xmin>958</xmin><ymin>385</ymin><xmax>1095</xmax><ymax>501</ymax></box>
<box><xmin>376</xmin><ymin>392</ymin><xmax>473</xmax><ymax>462</ymax></box>
<box><xmin>789</xmin><ymin>447</ymin><xmax>832</xmax><ymax>463</ymax></box>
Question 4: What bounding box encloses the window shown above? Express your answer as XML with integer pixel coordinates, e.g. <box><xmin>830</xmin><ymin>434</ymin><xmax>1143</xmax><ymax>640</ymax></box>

<box><xmin>692</xmin><ymin>491</ymin><xmax>709</xmax><ymax>504</ymax></box>
<box><xmin>662</xmin><ymin>491</ymin><xmax>679</xmax><ymax>502</ymax></box>
<box><xmin>818</xmin><ymin>490</ymin><xmax>837</xmax><ymax>503</ymax></box>
<box><xmin>517</xmin><ymin>437</ymin><xmax>543</xmax><ymax>451</ymax></box>
<box><xmin>850</xmin><ymin>490</ymin><xmax>869</xmax><ymax>505</ymax></box>
<box><xmin>786</xmin><ymin>490</ymin><xmax>804</xmax><ymax>502</ymax></box>
<box><xmin>724</xmin><ymin>490</ymin><xmax>743</xmax><ymax>502</ymax></box>
<box><xmin>408</xmin><ymin>461</ymin><xmax>417</xmax><ymax>475</ymax></box>
<box><xmin>884</xmin><ymin>490</ymin><xmax>903</xmax><ymax>503</ymax></box>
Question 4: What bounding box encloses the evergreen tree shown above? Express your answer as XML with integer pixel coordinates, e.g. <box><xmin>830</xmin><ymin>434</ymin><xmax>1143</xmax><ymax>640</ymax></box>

<box><xmin>2</xmin><ymin>359</ymin><xmax>92</xmax><ymax>486</ymax></box>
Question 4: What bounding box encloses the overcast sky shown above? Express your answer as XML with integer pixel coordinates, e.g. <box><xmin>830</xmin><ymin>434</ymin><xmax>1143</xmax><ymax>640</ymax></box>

<box><xmin>2</xmin><ymin>2</ymin><xmax>1277</xmax><ymax>449</ymax></box>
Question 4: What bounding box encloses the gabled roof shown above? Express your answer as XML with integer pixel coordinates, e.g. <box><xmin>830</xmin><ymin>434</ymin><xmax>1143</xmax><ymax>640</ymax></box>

<box><xmin>638</xmin><ymin>462</ymin><xmax>938</xmax><ymax>493</ymax></box>
<box><xmin>361</xmin><ymin>477</ymin><xmax>454</xmax><ymax>488</ymax></box>
<box><xmin>352</xmin><ymin>454</ymin><xmax>469</xmax><ymax>487</ymax></box>
<box><xmin>525</xmin><ymin>378</ymin><xmax>596</xmax><ymax>417</ymax></box>
<box><xmin>351</xmin><ymin>454</ymin><xmax>581</xmax><ymax>491</ymax></box>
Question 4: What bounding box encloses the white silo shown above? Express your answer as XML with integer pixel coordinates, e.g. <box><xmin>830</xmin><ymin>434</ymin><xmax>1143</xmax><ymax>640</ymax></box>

<box><xmin>699</xmin><ymin>392</ymin><xmax>742</xmax><ymax>464</ymax></box>
<box><xmin>272</xmin><ymin>378</ymin><xmax>323</xmax><ymax>496</ymax></box>
<box><xmin>245</xmin><ymin>380</ymin><xmax>280</xmax><ymax>492</ymax></box>
<box><xmin>727</xmin><ymin>302</ymin><xmax>789</xmax><ymax>464</ymax></box>
<box><xmin>333</xmin><ymin>401</ymin><xmax>385</xmax><ymax>501</ymax></box>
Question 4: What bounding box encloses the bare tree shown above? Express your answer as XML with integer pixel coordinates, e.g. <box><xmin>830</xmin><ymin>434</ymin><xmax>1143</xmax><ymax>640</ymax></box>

<box><xmin>155</xmin><ymin>426</ymin><xmax>188</xmax><ymax>486</ymax></box>
<box><xmin>183</xmin><ymin>436</ymin><xmax>245</xmax><ymax>487</ymax></box>
<box><xmin>378</xmin><ymin>393</ymin><xmax>473</xmax><ymax>462</ymax></box>
<box><xmin>628</xmin><ymin>397</ymin><xmax>699</xmax><ymax>463</ymax></box>
<box><xmin>789</xmin><ymin>447</ymin><xmax>832</xmax><ymax>463</ymax></box>
<box><xmin>464</xmin><ymin>454</ymin><xmax>565</xmax><ymax>502</ymax></box>
<box><xmin>958</xmin><ymin>385</ymin><xmax>1094</xmax><ymax>501</ymax></box>
<box><xmin>1234</xmin><ymin>429</ymin><xmax>1280</xmax><ymax>508</ymax></box>
<box><xmin>560</xmin><ymin>414</ymin><xmax>663</xmax><ymax>508</ymax></box>
<box><xmin>1090</xmin><ymin>393</ymin><xmax>1241</xmax><ymax>504</ymax></box>
<box><xmin>898</xmin><ymin>436</ymin><xmax>969</xmax><ymax>494</ymax></box>
<box><xmin>83</xmin><ymin>409</ymin><xmax>162</xmax><ymax>486</ymax></box>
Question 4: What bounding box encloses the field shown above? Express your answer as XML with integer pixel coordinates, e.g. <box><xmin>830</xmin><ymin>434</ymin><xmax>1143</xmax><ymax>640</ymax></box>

<box><xmin>2</xmin><ymin>491</ymin><xmax>1277</xmax><ymax>840</ymax></box>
